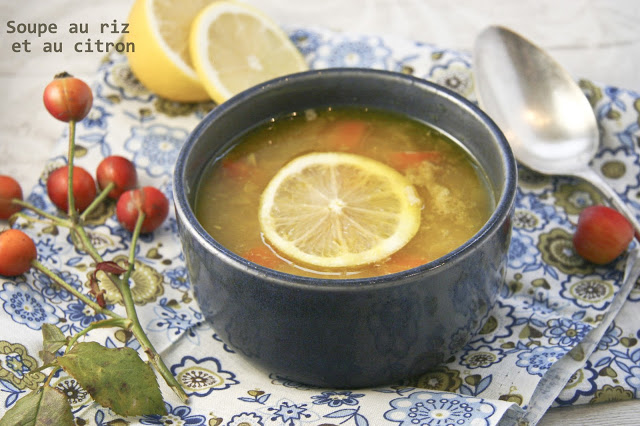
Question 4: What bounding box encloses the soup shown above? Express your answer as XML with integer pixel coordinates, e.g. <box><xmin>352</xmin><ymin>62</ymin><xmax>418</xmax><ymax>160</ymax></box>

<box><xmin>195</xmin><ymin>107</ymin><xmax>493</xmax><ymax>278</ymax></box>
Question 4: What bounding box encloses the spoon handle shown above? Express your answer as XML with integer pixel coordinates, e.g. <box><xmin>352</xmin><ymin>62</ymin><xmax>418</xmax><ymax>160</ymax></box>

<box><xmin>575</xmin><ymin>168</ymin><xmax>640</xmax><ymax>241</ymax></box>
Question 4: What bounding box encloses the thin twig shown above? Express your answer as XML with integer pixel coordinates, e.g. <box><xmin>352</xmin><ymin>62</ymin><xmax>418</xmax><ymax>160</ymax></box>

<box><xmin>80</xmin><ymin>182</ymin><xmax>114</xmax><ymax>221</ymax></box>
<box><xmin>11</xmin><ymin>199</ymin><xmax>72</xmax><ymax>226</ymax></box>
<box><xmin>64</xmin><ymin>317</ymin><xmax>131</xmax><ymax>353</ymax></box>
<box><xmin>115</xmin><ymin>212</ymin><xmax>188</xmax><ymax>402</ymax></box>
<box><xmin>31</xmin><ymin>259</ymin><xmax>121</xmax><ymax>319</ymax></box>
<box><xmin>66</xmin><ymin>120</ymin><xmax>77</xmax><ymax>221</ymax></box>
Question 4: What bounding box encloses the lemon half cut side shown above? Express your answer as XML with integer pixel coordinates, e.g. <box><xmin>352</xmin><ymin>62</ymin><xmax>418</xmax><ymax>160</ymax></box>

<box><xmin>189</xmin><ymin>0</ymin><xmax>308</xmax><ymax>104</ymax></box>
<box><xmin>125</xmin><ymin>0</ymin><xmax>215</xmax><ymax>102</ymax></box>
<box><xmin>258</xmin><ymin>152</ymin><xmax>423</xmax><ymax>269</ymax></box>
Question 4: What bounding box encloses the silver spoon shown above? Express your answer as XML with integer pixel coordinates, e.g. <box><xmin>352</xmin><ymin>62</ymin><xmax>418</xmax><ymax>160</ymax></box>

<box><xmin>473</xmin><ymin>25</ymin><xmax>640</xmax><ymax>238</ymax></box>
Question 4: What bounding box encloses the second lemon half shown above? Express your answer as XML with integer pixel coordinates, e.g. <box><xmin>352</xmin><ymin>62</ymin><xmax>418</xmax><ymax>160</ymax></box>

<box><xmin>189</xmin><ymin>1</ymin><xmax>308</xmax><ymax>104</ymax></box>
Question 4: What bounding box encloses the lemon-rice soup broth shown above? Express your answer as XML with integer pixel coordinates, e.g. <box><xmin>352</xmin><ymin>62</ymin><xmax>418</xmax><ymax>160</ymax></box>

<box><xmin>195</xmin><ymin>107</ymin><xmax>494</xmax><ymax>279</ymax></box>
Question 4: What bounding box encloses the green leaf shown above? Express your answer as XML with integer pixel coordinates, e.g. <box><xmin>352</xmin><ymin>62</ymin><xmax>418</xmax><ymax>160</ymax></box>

<box><xmin>42</xmin><ymin>324</ymin><xmax>67</xmax><ymax>354</ymax></box>
<box><xmin>57</xmin><ymin>342</ymin><xmax>166</xmax><ymax>417</ymax></box>
<box><xmin>0</xmin><ymin>386</ymin><xmax>74</xmax><ymax>426</ymax></box>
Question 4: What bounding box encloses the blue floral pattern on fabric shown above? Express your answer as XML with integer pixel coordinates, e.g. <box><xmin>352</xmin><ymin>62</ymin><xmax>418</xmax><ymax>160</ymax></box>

<box><xmin>170</xmin><ymin>356</ymin><xmax>238</xmax><ymax>397</ymax></box>
<box><xmin>124</xmin><ymin>124</ymin><xmax>188</xmax><ymax>177</ymax></box>
<box><xmin>311</xmin><ymin>391</ymin><xmax>364</xmax><ymax>407</ymax></box>
<box><xmin>82</xmin><ymin>105</ymin><xmax>112</xmax><ymax>129</ymax></box>
<box><xmin>147</xmin><ymin>298</ymin><xmax>207</xmax><ymax>344</ymax></box>
<box><xmin>384</xmin><ymin>391</ymin><xmax>496</xmax><ymax>425</ymax></box>
<box><xmin>140</xmin><ymin>402</ymin><xmax>207</xmax><ymax>425</ymax></box>
<box><xmin>0</xmin><ymin>282</ymin><xmax>58</xmax><ymax>330</ymax></box>
<box><xmin>507</xmin><ymin>230</ymin><xmax>539</xmax><ymax>270</ymax></box>
<box><xmin>516</xmin><ymin>346</ymin><xmax>570</xmax><ymax>377</ymax></box>
<box><xmin>308</xmin><ymin>33</ymin><xmax>392</xmax><ymax>69</ymax></box>
<box><xmin>545</xmin><ymin>317</ymin><xmax>592</xmax><ymax>346</ymax></box>
<box><xmin>227</xmin><ymin>412</ymin><xmax>264</xmax><ymax>426</ymax></box>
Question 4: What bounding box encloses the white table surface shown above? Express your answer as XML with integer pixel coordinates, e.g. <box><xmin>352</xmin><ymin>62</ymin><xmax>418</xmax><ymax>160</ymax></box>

<box><xmin>1</xmin><ymin>1</ymin><xmax>639</xmax><ymax>424</ymax></box>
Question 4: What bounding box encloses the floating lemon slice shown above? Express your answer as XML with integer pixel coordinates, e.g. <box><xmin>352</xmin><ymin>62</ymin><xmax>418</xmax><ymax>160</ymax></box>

<box><xmin>259</xmin><ymin>152</ymin><xmax>422</xmax><ymax>268</ymax></box>
<box><xmin>189</xmin><ymin>0</ymin><xmax>308</xmax><ymax>104</ymax></box>
<box><xmin>125</xmin><ymin>0</ymin><xmax>214</xmax><ymax>102</ymax></box>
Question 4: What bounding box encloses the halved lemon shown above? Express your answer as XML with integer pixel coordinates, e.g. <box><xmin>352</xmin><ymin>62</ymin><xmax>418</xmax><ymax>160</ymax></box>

<box><xmin>189</xmin><ymin>1</ymin><xmax>308</xmax><ymax>104</ymax></box>
<box><xmin>259</xmin><ymin>152</ymin><xmax>422</xmax><ymax>268</ymax></box>
<box><xmin>125</xmin><ymin>0</ymin><xmax>214</xmax><ymax>102</ymax></box>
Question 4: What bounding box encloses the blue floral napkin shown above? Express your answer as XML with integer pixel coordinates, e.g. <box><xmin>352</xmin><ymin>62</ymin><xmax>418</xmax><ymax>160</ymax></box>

<box><xmin>1</xmin><ymin>26</ymin><xmax>640</xmax><ymax>426</ymax></box>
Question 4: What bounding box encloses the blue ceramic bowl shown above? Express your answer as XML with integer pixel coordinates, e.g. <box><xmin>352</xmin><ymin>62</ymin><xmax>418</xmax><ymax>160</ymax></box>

<box><xmin>173</xmin><ymin>68</ymin><xmax>517</xmax><ymax>388</ymax></box>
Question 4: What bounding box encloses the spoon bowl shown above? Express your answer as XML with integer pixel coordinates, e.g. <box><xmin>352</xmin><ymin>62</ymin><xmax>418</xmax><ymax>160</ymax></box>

<box><xmin>473</xmin><ymin>25</ymin><xmax>640</xmax><ymax>236</ymax></box>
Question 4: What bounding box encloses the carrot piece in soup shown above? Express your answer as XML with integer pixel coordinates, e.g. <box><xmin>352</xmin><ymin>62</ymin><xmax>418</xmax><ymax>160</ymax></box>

<box><xmin>388</xmin><ymin>151</ymin><xmax>441</xmax><ymax>171</ymax></box>
<box><xmin>325</xmin><ymin>120</ymin><xmax>368</xmax><ymax>151</ymax></box>
<box><xmin>380</xmin><ymin>253</ymin><xmax>428</xmax><ymax>275</ymax></box>
<box><xmin>221</xmin><ymin>158</ymin><xmax>256</xmax><ymax>180</ymax></box>
<box><xmin>243</xmin><ymin>245</ymin><xmax>283</xmax><ymax>269</ymax></box>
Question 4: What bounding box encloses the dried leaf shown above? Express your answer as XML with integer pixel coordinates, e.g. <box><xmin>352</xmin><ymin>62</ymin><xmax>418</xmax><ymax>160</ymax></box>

<box><xmin>89</xmin><ymin>261</ymin><xmax>126</xmax><ymax>308</ymax></box>
<box><xmin>0</xmin><ymin>386</ymin><xmax>74</xmax><ymax>426</ymax></box>
<box><xmin>87</xmin><ymin>274</ymin><xmax>106</xmax><ymax>308</ymax></box>
<box><xmin>57</xmin><ymin>342</ymin><xmax>166</xmax><ymax>417</ymax></box>
<box><xmin>95</xmin><ymin>261</ymin><xmax>127</xmax><ymax>275</ymax></box>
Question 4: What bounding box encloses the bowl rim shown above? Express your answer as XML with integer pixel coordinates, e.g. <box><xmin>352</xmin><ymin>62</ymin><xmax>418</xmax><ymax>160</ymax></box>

<box><xmin>173</xmin><ymin>67</ymin><xmax>517</xmax><ymax>291</ymax></box>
